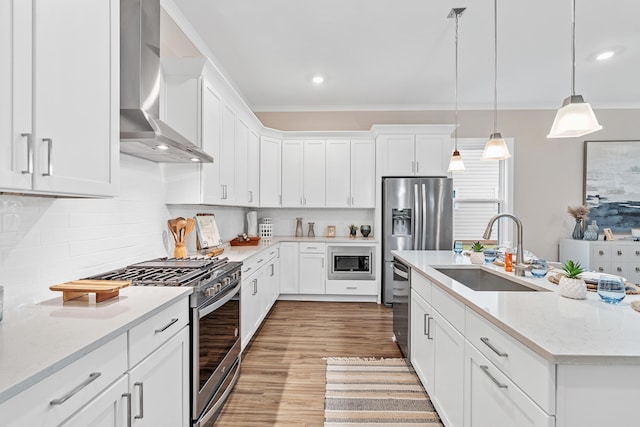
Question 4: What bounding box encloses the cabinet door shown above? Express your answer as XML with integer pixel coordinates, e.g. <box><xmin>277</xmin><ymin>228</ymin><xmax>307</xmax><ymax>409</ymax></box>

<box><xmin>201</xmin><ymin>82</ymin><xmax>222</xmax><ymax>204</ymax></box>
<box><xmin>281</xmin><ymin>140</ymin><xmax>303</xmax><ymax>207</ymax></box>
<box><xmin>247</xmin><ymin>130</ymin><xmax>260</xmax><ymax>207</ymax></box>
<box><xmin>379</xmin><ymin>135</ymin><xmax>415</xmax><ymax>176</ymax></box>
<box><xmin>464</xmin><ymin>342</ymin><xmax>554</xmax><ymax>427</ymax></box>
<box><xmin>410</xmin><ymin>290</ymin><xmax>435</xmax><ymax>394</ymax></box>
<box><xmin>414</xmin><ymin>135</ymin><xmax>448</xmax><ymax>176</ymax></box>
<box><xmin>259</xmin><ymin>136</ymin><xmax>281</xmax><ymax>207</ymax></box>
<box><xmin>0</xmin><ymin>0</ymin><xmax>31</xmax><ymax>191</ymax></box>
<box><xmin>32</xmin><ymin>0</ymin><xmax>117</xmax><ymax>196</ymax></box>
<box><xmin>234</xmin><ymin>119</ymin><xmax>249</xmax><ymax>205</ymax></box>
<box><xmin>241</xmin><ymin>270</ymin><xmax>262</xmax><ymax>349</ymax></box>
<box><xmin>299</xmin><ymin>253</ymin><xmax>326</xmax><ymax>294</ymax></box>
<box><xmin>325</xmin><ymin>140</ymin><xmax>351</xmax><ymax>208</ymax></box>
<box><xmin>351</xmin><ymin>139</ymin><xmax>375</xmax><ymax>208</ymax></box>
<box><xmin>432</xmin><ymin>309</ymin><xmax>464</xmax><ymax>427</ymax></box>
<box><xmin>303</xmin><ymin>140</ymin><xmax>326</xmax><ymax>207</ymax></box>
<box><xmin>59</xmin><ymin>375</ymin><xmax>128</xmax><ymax>427</ymax></box>
<box><xmin>128</xmin><ymin>327</ymin><xmax>190</xmax><ymax>427</ymax></box>
<box><xmin>220</xmin><ymin>105</ymin><xmax>236</xmax><ymax>203</ymax></box>
<box><xmin>279</xmin><ymin>242</ymin><xmax>299</xmax><ymax>294</ymax></box>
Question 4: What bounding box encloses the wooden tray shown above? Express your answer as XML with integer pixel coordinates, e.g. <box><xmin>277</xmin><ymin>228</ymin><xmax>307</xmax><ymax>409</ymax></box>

<box><xmin>547</xmin><ymin>273</ymin><xmax>640</xmax><ymax>295</ymax></box>
<box><xmin>229</xmin><ymin>236</ymin><xmax>261</xmax><ymax>246</ymax></box>
<box><xmin>50</xmin><ymin>280</ymin><xmax>131</xmax><ymax>302</ymax></box>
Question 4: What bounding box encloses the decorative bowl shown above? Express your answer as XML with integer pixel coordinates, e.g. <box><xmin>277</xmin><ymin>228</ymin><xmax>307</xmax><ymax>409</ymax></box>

<box><xmin>360</xmin><ymin>225</ymin><xmax>371</xmax><ymax>237</ymax></box>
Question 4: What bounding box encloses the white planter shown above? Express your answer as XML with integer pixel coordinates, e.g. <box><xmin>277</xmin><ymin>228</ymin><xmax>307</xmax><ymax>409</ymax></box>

<box><xmin>558</xmin><ymin>276</ymin><xmax>587</xmax><ymax>300</ymax></box>
<box><xmin>469</xmin><ymin>251</ymin><xmax>485</xmax><ymax>265</ymax></box>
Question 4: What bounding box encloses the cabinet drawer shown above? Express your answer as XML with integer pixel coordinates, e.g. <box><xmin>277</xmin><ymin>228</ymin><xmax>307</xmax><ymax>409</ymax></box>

<box><xmin>326</xmin><ymin>280</ymin><xmax>377</xmax><ymax>295</ymax></box>
<box><xmin>243</xmin><ymin>247</ymin><xmax>277</xmax><ymax>276</ymax></box>
<box><xmin>410</xmin><ymin>270</ymin><xmax>432</xmax><ymax>303</ymax></box>
<box><xmin>299</xmin><ymin>242</ymin><xmax>326</xmax><ymax>253</ymax></box>
<box><xmin>129</xmin><ymin>298</ymin><xmax>189</xmax><ymax>368</ymax></box>
<box><xmin>432</xmin><ymin>285</ymin><xmax>464</xmax><ymax>333</ymax></box>
<box><xmin>591</xmin><ymin>245</ymin><xmax>612</xmax><ymax>260</ymax></box>
<box><xmin>591</xmin><ymin>260</ymin><xmax>611</xmax><ymax>274</ymax></box>
<box><xmin>0</xmin><ymin>334</ymin><xmax>127</xmax><ymax>427</ymax></box>
<box><xmin>465</xmin><ymin>308</ymin><xmax>555</xmax><ymax>414</ymax></box>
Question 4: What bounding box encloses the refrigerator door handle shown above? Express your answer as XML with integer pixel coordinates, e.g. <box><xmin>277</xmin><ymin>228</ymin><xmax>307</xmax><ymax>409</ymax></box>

<box><xmin>413</xmin><ymin>183</ymin><xmax>420</xmax><ymax>249</ymax></box>
<box><xmin>422</xmin><ymin>183</ymin><xmax>428</xmax><ymax>249</ymax></box>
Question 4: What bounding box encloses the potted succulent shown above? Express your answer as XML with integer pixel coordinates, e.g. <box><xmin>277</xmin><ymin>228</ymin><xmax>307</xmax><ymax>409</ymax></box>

<box><xmin>558</xmin><ymin>259</ymin><xmax>587</xmax><ymax>299</ymax></box>
<box><xmin>469</xmin><ymin>241</ymin><xmax>485</xmax><ymax>265</ymax></box>
<box><xmin>348</xmin><ymin>224</ymin><xmax>358</xmax><ymax>238</ymax></box>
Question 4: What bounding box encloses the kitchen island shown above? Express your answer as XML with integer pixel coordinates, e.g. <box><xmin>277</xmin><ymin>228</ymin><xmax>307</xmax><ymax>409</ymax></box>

<box><xmin>394</xmin><ymin>250</ymin><xmax>640</xmax><ymax>427</ymax></box>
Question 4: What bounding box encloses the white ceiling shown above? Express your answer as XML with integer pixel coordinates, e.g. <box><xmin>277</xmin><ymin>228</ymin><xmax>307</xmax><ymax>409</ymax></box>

<box><xmin>170</xmin><ymin>0</ymin><xmax>640</xmax><ymax>112</ymax></box>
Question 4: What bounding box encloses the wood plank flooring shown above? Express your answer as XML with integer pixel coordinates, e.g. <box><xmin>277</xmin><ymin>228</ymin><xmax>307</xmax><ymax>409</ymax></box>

<box><xmin>215</xmin><ymin>300</ymin><xmax>402</xmax><ymax>426</ymax></box>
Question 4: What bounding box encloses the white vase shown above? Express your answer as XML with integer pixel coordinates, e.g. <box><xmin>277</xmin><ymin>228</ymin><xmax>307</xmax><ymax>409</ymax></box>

<box><xmin>469</xmin><ymin>251</ymin><xmax>485</xmax><ymax>265</ymax></box>
<box><xmin>558</xmin><ymin>276</ymin><xmax>587</xmax><ymax>300</ymax></box>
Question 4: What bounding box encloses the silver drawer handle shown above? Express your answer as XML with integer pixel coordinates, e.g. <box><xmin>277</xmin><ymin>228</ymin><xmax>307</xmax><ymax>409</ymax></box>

<box><xmin>598</xmin><ymin>267</ymin><xmax>604</xmax><ymax>272</ymax></box>
<box><xmin>346</xmin><ymin>286</ymin><xmax>357</xmax><ymax>290</ymax></box>
<box><xmin>21</xmin><ymin>133</ymin><xmax>33</xmax><ymax>174</ymax></box>
<box><xmin>480</xmin><ymin>365</ymin><xmax>508</xmax><ymax>389</ymax></box>
<box><xmin>155</xmin><ymin>318</ymin><xmax>179</xmax><ymax>334</ymax></box>
<box><xmin>122</xmin><ymin>392</ymin><xmax>132</xmax><ymax>427</ymax></box>
<box><xmin>427</xmin><ymin>316</ymin><xmax>433</xmax><ymax>340</ymax></box>
<box><xmin>617</xmin><ymin>250</ymin><xmax>623</xmax><ymax>256</ymax></box>
<box><xmin>42</xmin><ymin>138</ymin><xmax>53</xmax><ymax>176</ymax></box>
<box><xmin>617</xmin><ymin>267</ymin><xmax>622</xmax><ymax>272</ymax></box>
<box><xmin>244</xmin><ymin>267</ymin><xmax>252</xmax><ymax>273</ymax></box>
<box><xmin>50</xmin><ymin>372</ymin><xmax>101</xmax><ymax>405</ymax></box>
<box><xmin>599</xmin><ymin>250</ymin><xmax>604</xmax><ymax>255</ymax></box>
<box><xmin>134</xmin><ymin>382</ymin><xmax>144</xmax><ymax>419</ymax></box>
<box><xmin>257</xmin><ymin>258</ymin><xmax>264</xmax><ymax>263</ymax></box>
<box><xmin>480</xmin><ymin>337</ymin><xmax>508</xmax><ymax>357</ymax></box>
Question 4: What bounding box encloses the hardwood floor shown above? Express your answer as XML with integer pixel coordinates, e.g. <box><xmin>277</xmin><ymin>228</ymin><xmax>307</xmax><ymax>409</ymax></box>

<box><xmin>215</xmin><ymin>300</ymin><xmax>403</xmax><ymax>426</ymax></box>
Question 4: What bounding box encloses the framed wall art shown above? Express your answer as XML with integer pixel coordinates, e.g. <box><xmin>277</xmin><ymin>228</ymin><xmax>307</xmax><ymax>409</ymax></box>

<box><xmin>584</xmin><ymin>140</ymin><xmax>640</xmax><ymax>232</ymax></box>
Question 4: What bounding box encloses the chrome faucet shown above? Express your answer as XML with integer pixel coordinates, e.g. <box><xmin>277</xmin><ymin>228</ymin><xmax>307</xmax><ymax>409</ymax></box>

<box><xmin>483</xmin><ymin>213</ymin><xmax>526</xmax><ymax>277</ymax></box>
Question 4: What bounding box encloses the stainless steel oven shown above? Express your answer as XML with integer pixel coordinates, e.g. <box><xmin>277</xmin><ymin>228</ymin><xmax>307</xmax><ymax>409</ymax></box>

<box><xmin>392</xmin><ymin>259</ymin><xmax>410</xmax><ymax>358</ymax></box>
<box><xmin>327</xmin><ymin>246</ymin><xmax>375</xmax><ymax>281</ymax></box>
<box><xmin>193</xmin><ymin>274</ymin><xmax>241</xmax><ymax>427</ymax></box>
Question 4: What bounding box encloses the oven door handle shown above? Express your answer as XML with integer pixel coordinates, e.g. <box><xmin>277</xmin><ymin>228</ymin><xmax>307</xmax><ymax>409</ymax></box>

<box><xmin>393</xmin><ymin>263</ymin><xmax>409</xmax><ymax>279</ymax></box>
<box><xmin>199</xmin><ymin>281</ymin><xmax>241</xmax><ymax>318</ymax></box>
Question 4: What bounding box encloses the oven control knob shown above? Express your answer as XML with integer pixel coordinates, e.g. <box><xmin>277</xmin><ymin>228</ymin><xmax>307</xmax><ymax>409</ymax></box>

<box><xmin>205</xmin><ymin>287</ymin><xmax>216</xmax><ymax>297</ymax></box>
<box><xmin>224</xmin><ymin>277</ymin><xmax>231</xmax><ymax>286</ymax></box>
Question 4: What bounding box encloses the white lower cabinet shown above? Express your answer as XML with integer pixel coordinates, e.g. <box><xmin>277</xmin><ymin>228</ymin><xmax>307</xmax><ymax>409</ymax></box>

<box><xmin>241</xmin><ymin>267</ymin><xmax>264</xmax><ymax>349</ymax></box>
<box><xmin>279</xmin><ymin>242</ymin><xmax>299</xmax><ymax>294</ymax></box>
<box><xmin>127</xmin><ymin>326</ymin><xmax>190</xmax><ymax>427</ymax></box>
<box><xmin>59</xmin><ymin>375</ymin><xmax>128</xmax><ymax>427</ymax></box>
<box><xmin>464</xmin><ymin>342</ymin><xmax>554</xmax><ymax>427</ymax></box>
<box><xmin>298</xmin><ymin>243</ymin><xmax>326</xmax><ymax>294</ymax></box>
<box><xmin>410</xmin><ymin>289</ymin><xmax>435</xmax><ymax>390</ymax></box>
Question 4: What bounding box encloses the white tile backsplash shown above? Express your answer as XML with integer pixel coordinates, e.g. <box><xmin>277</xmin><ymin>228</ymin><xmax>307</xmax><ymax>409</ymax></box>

<box><xmin>258</xmin><ymin>208</ymin><xmax>375</xmax><ymax>238</ymax></box>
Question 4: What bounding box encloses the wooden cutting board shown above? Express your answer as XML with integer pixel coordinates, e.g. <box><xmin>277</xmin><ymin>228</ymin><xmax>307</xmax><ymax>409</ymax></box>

<box><xmin>50</xmin><ymin>280</ymin><xmax>130</xmax><ymax>302</ymax></box>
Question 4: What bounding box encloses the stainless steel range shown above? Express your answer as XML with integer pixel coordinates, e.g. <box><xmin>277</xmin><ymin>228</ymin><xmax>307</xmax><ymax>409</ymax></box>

<box><xmin>90</xmin><ymin>256</ymin><xmax>242</xmax><ymax>427</ymax></box>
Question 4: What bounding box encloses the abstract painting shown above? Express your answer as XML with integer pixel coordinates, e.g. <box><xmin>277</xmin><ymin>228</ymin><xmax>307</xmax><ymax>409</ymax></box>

<box><xmin>584</xmin><ymin>140</ymin><xmax>640</xmax><ymax>232</ymax></box>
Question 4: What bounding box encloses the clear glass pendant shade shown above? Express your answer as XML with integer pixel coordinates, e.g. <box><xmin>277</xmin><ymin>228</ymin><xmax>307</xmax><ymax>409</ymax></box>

<box><xmin>482</xmin><ymin>133</ymin><xmax>511</xmax><ymax>160</ymax></box>
<box><xmin>547</xmin><ymin>95</ymin><xmax>602</xmax><ymax>138</ymax></box>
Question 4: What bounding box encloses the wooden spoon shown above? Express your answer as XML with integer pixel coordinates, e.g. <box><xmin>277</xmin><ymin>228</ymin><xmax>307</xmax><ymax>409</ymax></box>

<box><xmin>175</xmin><ymin>218</ymin><xmax>187</xmax><ymax>244</ymax></box>
<box><xmin>167</xmin><ymin>219</ymin><xmax>179</xmax><ymax>242</ymax></box>
<box><xmin>185</xmin><ymin>218</ymin><xmax>196</xmax><ymax>238</ymax></box>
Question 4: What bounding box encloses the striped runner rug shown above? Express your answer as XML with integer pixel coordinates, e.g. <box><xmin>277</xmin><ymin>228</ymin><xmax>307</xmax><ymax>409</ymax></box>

<box><xmin>324</xmin><ymin>357</ymin><xmax>443</xmax><ymax>426</ymax></box>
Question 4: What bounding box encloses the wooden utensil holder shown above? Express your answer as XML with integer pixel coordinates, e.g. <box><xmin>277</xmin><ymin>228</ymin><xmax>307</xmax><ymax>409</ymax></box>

<box><xmin>174</xmin><ymin>244</ymin><xmax>187</xmax><ymax>258</ymax></box>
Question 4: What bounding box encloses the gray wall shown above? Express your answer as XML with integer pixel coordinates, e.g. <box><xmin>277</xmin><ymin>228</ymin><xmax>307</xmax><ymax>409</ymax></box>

<box><xmin>257</xmin><ymin>108</ymin><xmax>640</xmax><ymax>260</ymax></box>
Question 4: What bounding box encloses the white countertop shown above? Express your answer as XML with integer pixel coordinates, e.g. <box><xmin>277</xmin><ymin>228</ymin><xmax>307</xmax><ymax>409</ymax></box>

<box><xmin>220</xmin><ymin>235</ymin><xmax>378</xmax><ymax>263</ymax></box>
<box><xmin>393</xmin><ymin>250</ymin><xmax>640</xmax><ymax>364</ymax></box>
<box><xmin>0</xmin><ymin>286</ymin><xmax>192</xmax><ymax>403</ymax></box>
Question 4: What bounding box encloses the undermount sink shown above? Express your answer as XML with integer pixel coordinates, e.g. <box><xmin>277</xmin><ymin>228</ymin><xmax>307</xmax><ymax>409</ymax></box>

<box><xmin>435</xmin><ymin>267</ymin><xmax>548</xmax><ymax>292</ymax></box>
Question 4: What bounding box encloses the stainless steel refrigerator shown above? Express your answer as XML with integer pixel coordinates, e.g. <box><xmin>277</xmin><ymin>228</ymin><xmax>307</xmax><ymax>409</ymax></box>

<box><xmin>383</xmin><ymin>177</ymin><xmax>453</xmax><ymax>306</ymax></box>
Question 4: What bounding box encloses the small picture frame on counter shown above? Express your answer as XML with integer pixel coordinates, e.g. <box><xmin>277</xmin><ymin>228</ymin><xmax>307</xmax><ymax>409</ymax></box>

<box><xmin>326</xmin><ymin>225</ymin><xmax>336</xmax><ymax>237</ymax></box>
<box><xmin>603</xmin><ymin>228</ymin><xmax>615</xmax><ymax>240</ymax></box>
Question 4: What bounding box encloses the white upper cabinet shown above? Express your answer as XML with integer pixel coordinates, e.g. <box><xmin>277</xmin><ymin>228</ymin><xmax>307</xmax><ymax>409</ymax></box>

<box><xmin>281</xmin><ymin>140</ymin><xmax>304</xmax><ymax>207</ymax></box>
<box><xmin>234</xmin><ymin>119</ymin><xmax>249</xmax><ymax>205</ymax></box>
<box><xmin>325</xmin><ymin>140</ymin><xmax>351</xmax><ymax>208</ymax></box>
<box><xmin>377</xmin><ymin>129</ymin><xmax>452</xmax><ymax>177</ymax></box>
<box><xmin>325</xmin><ymin>139</ymin><xmax>375</xmax><ymax>208</ymax></box>
<box><xmin>259</xmin><ymin>136</ymin><xmax>281</xmax><ymax>207</ymax></box>
<box><xmin>163</xmin><ymin>66</ymin><xmax>222</xmax><ymax>205</ymax></box>
<box><xmin>220</xmin><ymin>105</ymin><xmax>236</xmax><ymax>203</ymax></box>
<box><xmin>247</xmin><ymin>130</ymin><xmax>260</xmax><ymax>207</ymax></box>
<box><xmin>0</xmin><ymin>0</ymin><xmax>118</xmax><ymax>196</ymax></box>
<box><xmin>302</xmin><ymin>140</ymin><xmax>326</xmax><ymax>207</ymax></box>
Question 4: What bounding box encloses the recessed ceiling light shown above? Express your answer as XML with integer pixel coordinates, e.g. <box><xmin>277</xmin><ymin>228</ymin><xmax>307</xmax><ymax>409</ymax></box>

<box><xmin>157</xmin><ymin>144</ymin><xmax>169</xmax><ymax>150</ymax></box>
<box><xmin>596</xmin><ymin>50</ymin><xmax>615</xmax><ymax>61</ymax></box>
<box><xmin>312</xmin><ymin>75</ymin><xmax>324</xmax><ymax>85</ymax></box>
<box><xmin>190</xmin><ymin>157</ymin><xmax>200</xmax><ymax>162</ymax></box>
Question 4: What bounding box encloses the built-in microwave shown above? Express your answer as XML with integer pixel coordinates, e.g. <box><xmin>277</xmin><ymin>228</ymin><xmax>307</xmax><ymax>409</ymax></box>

<box><xmin>327</xmin><ymin>246</ymin><xmax>375</xmax><ymax>281</ymax></box>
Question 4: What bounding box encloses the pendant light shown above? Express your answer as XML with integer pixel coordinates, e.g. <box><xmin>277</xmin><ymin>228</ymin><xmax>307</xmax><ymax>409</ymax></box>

<box><xmin>447</xmin><ymin>7</ymin><xmax>466</xmax><ymax>172</ymax></box>
<box><xmin>547</xmin><ymin>0</ymin><xmax>602</xmax><ymax>138</ymax></box>
<box><xmin>482</xmin><ymin>0</ymin><xmax>511</xmax><ymax>161</ymax></box>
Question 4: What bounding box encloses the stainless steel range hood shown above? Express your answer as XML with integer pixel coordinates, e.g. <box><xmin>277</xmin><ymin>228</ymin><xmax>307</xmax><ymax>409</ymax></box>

<box><xmin>120</xmin><ymin>0</ymin><xmax>213</xmax><ymax>163</ymax></box>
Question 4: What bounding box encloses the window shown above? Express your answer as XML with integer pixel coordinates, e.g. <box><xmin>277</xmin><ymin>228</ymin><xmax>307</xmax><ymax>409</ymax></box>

<box><xmin>451</xmin><ymin>138</ymin><xmax>513</xmax><ymax>243</ymax></box>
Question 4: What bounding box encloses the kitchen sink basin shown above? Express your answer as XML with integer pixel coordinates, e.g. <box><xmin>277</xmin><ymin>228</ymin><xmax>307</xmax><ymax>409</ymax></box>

<box><xmin>435</xmin><ymin>267</ymin><xmax>548</xmax><ymax>292</ymax></box>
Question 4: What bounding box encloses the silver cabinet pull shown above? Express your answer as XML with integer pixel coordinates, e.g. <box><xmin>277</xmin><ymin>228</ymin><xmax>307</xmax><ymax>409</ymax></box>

<box><xmin>480</xmin><ymin>337</ymin><xmax>508</xmax><ymax>357</ymax></box>
<box><xmin>416</xmin><ymin>161</ymin><xmax>419</xmax><ymax>173</ymax></box>
<box><xmin>134</xmin><ymin>382</ymin><xmax>144</xmax><ymax>419</ymax></box>
<box><xmin>598</xmin><ymin>267</ymin><xmax>604</xmax><ymax>272</ymax></box>
<box><xmin>279</xmin><ymin>195</ymin><xmax>282</xmax><ymax>205</ymax></box>
<box><xmin>636</xmin><ymin>250</ymin><xmax>640</xmax><ymax>256</ymax></box>
<box><xmin>42</xmin><ymin>138</ymin><xmax>53</xmax><ymax>176</ymax></box>
<box><xmin>122</xmin><ymin>392</ymin><xmax>132</xmax><ymax>427</ymax></box>
<box><xmin>257</xmin><ymin>258</ymin><xmax>264</xmax><ymax>263</ymax></box>
<box><xmin>244</xmin><ymin>266</ymin><xmax>252</xmax><ymax>273</ymax></box>
<box><xmin>617</xmin><ymin>267</ymin><xmax>623</xmax><ymax>272</ymax></box>
<box><xmin>21</xmin><ymin>133</ymin><xmax>33</xmax><ymax>174</ymax></box>
<box><xmin>617</xmin><ymin>250</ymin><xmax>623</xmax><ymax>256</ymax></box>
<box><xmin>423</xmin><ymin>313</ymin><xmax>429</xmax><ymax>336</ymax></box>
<box><xmin>304</xmin><ymin>196</ymin><xmax>307</xmax><ymax>205</ymax></box>
<box><xmin>351</xmin><ymin>196</ymin><xmax>354</xmax><ymax>206</ymax></box>
<box><xmin>599</xmin><ymin>250</ymin><xmax>604</xmax><ymax>255</ymax></box>
<box><xmin>480</xmin><ymin>365</ymin><xmax>508</xmax><ymax>389</ymax></box>
<box><xmin>636</xmin><ymin>267</ymin><xmax>640</xmax><ymax>272</ymax></box>
<box><xmin>426</xmin><ymin>316</ymin><xmax>433</xmax><ymax>340</ymax></box>
<box><xmin>346</xmin><ymin>286</ymin><xmax>357</xmax><ymax>290</ymax></box>
<box><xmin>249</xmin><ymin>190</ymin><xmax>253</xmax><ymax>203</ymax></box>
<box><xmin>154</xmin><ymin>318</ymin><xmax>178</xmax><ymax>334</ymax></box>
<box><xmin>270</xmin><ymin>264</ymin><xmax>275</xmax><ymax>277</ymax></box>
<box><xmin>50</xmin><ymin>372</ymin><xmax>101</xmax><ymax>405</ymax></box>
<box><xmin>252</xmin><ymin>279</ymin><xmax>257</xmax><ymax>295</ymax></box>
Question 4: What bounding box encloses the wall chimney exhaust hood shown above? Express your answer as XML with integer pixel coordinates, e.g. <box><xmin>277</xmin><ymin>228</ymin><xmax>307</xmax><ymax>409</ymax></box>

<box><xmin>120</xmin><ymin>0</ymin><xmax>213</xmax><ymax>163</ymax></box>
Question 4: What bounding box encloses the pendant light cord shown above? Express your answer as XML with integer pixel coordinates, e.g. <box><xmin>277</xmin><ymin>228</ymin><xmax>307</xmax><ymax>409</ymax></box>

<box><xmin>454</xmin><ymin>12</ymin><xmax>459</xmax><ymax>150</ymax></box>
<box><xmin>493</xmin><ymin>0</ymin><xmax>498</xmax><ymax>134</ymax></box>
<box><xmin>571</xmin><ymin>0</ymin><xmax>576</xmax><ymax>96</ymax></box>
